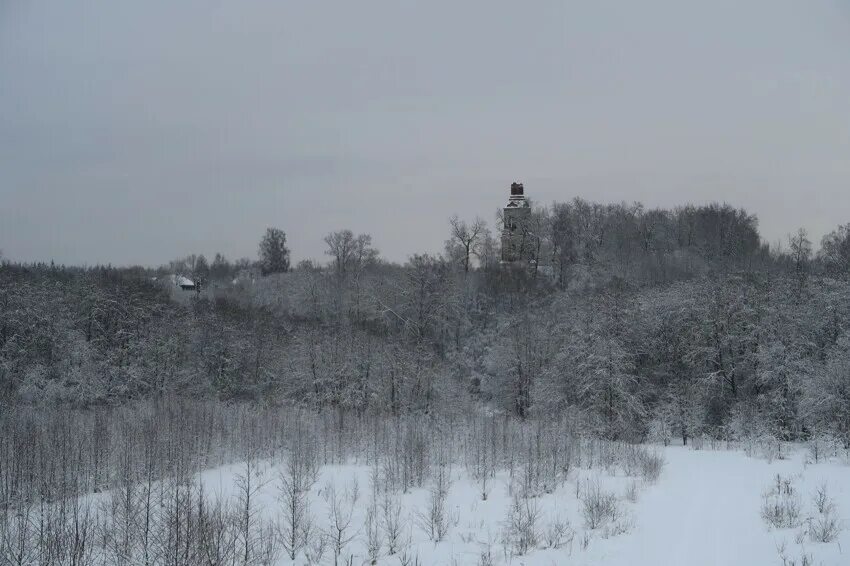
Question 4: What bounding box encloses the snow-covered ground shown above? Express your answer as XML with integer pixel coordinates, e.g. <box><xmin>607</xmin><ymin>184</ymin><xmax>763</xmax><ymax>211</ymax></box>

<box><xmin>601</xmin><ymin>446</ymin><xmax>848</xmax><ymax>566</ymax></box>
<box><xmin>197</xmin><ymin>444</ymin><xmax>848</xmax><ymax>565</ymax></box>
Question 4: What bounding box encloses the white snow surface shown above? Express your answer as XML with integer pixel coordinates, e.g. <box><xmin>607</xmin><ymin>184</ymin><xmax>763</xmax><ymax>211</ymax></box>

<box><xmin>603</xmin><ymin>447</ymin><xmax>848</xmax><ymax>566</ymax></box>
<box><xmin>193</xmin><ymin>444</ymin><xmax>849</xmax><ymax>565</ymax></box>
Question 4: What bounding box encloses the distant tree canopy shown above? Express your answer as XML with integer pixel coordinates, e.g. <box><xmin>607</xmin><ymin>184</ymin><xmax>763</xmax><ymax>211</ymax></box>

<box><xmin>524</xmin><ymin>200</ymin><xmax>764</xmax><ymax>287</ymax></box>
<box><xmin>819</xmin><ymin>223</ymin><xmax>850</xmax><ymax>279</ymax></box>
<box><xmin>194</xmin><ymin>254</ymin><xmax>210</xmax><ymax>282</ymax></box>
<box><xmin>210</xmin><ymin>253</ymin><xmax>232</xmax><ymax>280</ymax></box>
<box><xmin>324</xmin><ymin>230</ymin><xmax>378</xmax><ymax>277</ymax></box>
<box><xmin>259</xmin><ymin>227</ymin><xmax>291</xmax><ymax>275</ymax></box>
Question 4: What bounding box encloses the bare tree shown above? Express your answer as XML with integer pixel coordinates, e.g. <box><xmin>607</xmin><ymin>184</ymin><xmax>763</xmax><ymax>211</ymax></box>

<box><xmin>278</xmin><ymin>427</ymin><xmax>318</xmax><ymax>560</ymax></box>
<box><xmin>380</xmin><ymin>492</ymin><xmax>404</xmax><ymax>556</ymax></box>
<box><xmin>324</xmin><ymin>230</ymin><xmax>378</xmax><ymax>277</ymax></box>
<box><xmin>788</xmin><ymin>228</ymin><xmax>812</xmax><ymax>300</ymax></box>
<box><xmin>234</xmin><ymin>459</ymin><xmax>266</xmax><ymax>564</ymax></box>
<box><xmin>447</xmin><ymin>215</ymin><xmax>486</xmax><ymax>273</ymax></box>
<box><xmin>324</xmin><ymin>480</ymin><xmax>359</xmax><ymax>565</ymax></box>
<box><xmin>503</xmin><ymin>490</ymin><xmax>540</xmax><ymax>555</ymax></box>
<box><xmin>415</xmin><ymin>451</ymin><xmax>453</xmax><ymax>542</ymax></box>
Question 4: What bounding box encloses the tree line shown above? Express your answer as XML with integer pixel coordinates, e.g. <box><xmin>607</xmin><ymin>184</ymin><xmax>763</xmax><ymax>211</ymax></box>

<box><xmin>2</xmin><ymin>199</ymin><xmax>850</xmax><ymax>445</ymax></box>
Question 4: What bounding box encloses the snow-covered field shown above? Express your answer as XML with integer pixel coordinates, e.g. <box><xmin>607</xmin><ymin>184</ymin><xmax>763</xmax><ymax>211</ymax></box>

<box><xmin>196</xmin><ymin>444</ymin><xmax>848</xmax><ymax>565</ymax></box>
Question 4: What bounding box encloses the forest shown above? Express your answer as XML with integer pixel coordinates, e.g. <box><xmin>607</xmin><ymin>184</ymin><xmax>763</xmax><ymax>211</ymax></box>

<box><xmin>3</xmin><ymin>198</ymin><xmax>849</xmax><ymax>446</ymax></box>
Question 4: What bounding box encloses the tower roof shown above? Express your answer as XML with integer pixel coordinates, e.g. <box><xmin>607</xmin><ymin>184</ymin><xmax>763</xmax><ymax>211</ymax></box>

<box><xmin>506</xmin><ymin>181</ymin><xmax>529</xmax><ymax>208</ymax></box>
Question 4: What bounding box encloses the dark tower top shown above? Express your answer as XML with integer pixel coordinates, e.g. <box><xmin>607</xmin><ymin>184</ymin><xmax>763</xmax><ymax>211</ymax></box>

<box><xmin>506</xmin><ymin>181</ymin><xmax>529</xmax><ymax>208</ymax></box>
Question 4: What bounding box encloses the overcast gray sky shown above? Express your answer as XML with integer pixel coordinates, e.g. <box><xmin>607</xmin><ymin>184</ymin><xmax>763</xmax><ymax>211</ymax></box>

<box><xmin>2</xmin><ymin>0</ymin><xmax>849</xmax><ymax>266</ymax></box>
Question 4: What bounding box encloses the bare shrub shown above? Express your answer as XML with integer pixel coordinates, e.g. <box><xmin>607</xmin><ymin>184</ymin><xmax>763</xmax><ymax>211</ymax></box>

<box><xmin>776</xmin><ymin>541</ymin><xmax>813</xmax><ymax>566</ymax></box>
<box><xmin>602</xmin><ymin>516</ymin><xmax>633</xmax><ymax>538</ymax></box>
<box><xmin>398</xmin><ymin>549</ymin><xmax>422</xmax><ymax>566</ymax></box>
<box><xmin>254</xmin><ymin>521</ymin><xmax>281</xmax><ymax>566</ymax></box>
<box><xmin>303</xmin><ymin>529</ymin><xmax>327</xmax><ymax>565</ymax></box>
<box><xmin>808</xmin><ymin>484</ymin><xmax>842</xmax><ymax>543</ymax></box>
<box><xmin>812</xmin><ymin>483</ymin><xmax>835</xmax><ymax>515</ymax></box>
<box><xmin>581</xmin><ymin>483</ymin><xmax>620</xmax><ymax>530</ymax></box>
<box><xmin>806</xmin><ymin>435</ymin><xmax>839</xmax><ymax>464</ymax></box>
<box><xmin>636</xmin><ymin>449</ymin><xmax>664</xmax><ymax>483</ymax></box>
<box><xmin>477</xmin><ymin>545</ymin><xmax>495</xmax><ymax>566</ymax></box>
<box><xmin>620</xmin><ymin>444</ymin><xmax>664</xmax><ymax>482</ymax></box>
<box><xmin>741</xmin><ymin>432</ymin><xmax>785</xmax><ymax>463</ymax></box>
<box><xmin>1</xmin><ymin>506</ymin><xmax>38</xmax><ymax>566</ymax></box>
<box><xmin>809</xmin><ymin>510</ymin><xmax>842</xmax><ymax>543</ymax></box>
<box><xmin>542</xmin><ymin>515</ymin><xmax>574</xmax><ymax>550</ymax></box>
<box><xmin>647</xmin><ymin>415</ymin><xmax>673</xmax><ymax>446</ymax></box>
<box><xmin>467</xmin><ymin>419</ymin><xmax>496</xmax><ymax>501</ymax></box>
<box><xmin>380</xmin><ymin>493</ymin><xmax>404</xmax><ymax>556</ymax></box>
<box><xmin>580</xmin><ymin>530</ymin><xmax>591</xmax><ymax>551</ymax></box>
<box><xmin>197</xmin><ymin>490</ymin><xmax>239</xmax><ymax>566</ymax></box>
<box><xmin>691</xmin><ymin>436</ymin><xmax>705</xmax><ymax>450</ymax></box>
<box><xmin>415</xmin><ymin>456</ymin><xmax>452</xmax><ymax>542</ymax></box>
<box><xmin>761</xmin><ymin>493</ymin><xmax>801</xmax><ymax>529</ymax></box>
<box><xmin>761</xmin><ymin>475</ymin><xmax>802</xmax><ymax>529</ymax></box>
<box><xmin>502</xmin><ymin>492</ymin><xmax>540</xmax><ymax>556</ymax></box>
<box><xmin>624</xmin><ymin>480</ymin><xmax>640</xmax><ymax>503</ymax></box>
<box><xmin>7</xmin><ymin>496</ymin><xmax>103</xmax><ymax>566</ymax></box>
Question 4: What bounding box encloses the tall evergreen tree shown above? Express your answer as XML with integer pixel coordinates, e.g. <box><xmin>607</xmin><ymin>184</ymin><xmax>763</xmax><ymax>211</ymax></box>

<box><xmin>258</xmin><ymin>227</ymin><xmax>291</xmax><ymax>275</ymax></box>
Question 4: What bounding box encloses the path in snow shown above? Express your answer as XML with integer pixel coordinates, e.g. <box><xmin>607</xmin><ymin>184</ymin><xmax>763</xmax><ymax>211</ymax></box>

<box><xmin>602</xmin><ymin>447</ymin><xmax>797</xmax><ymax>566</ymax></box>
